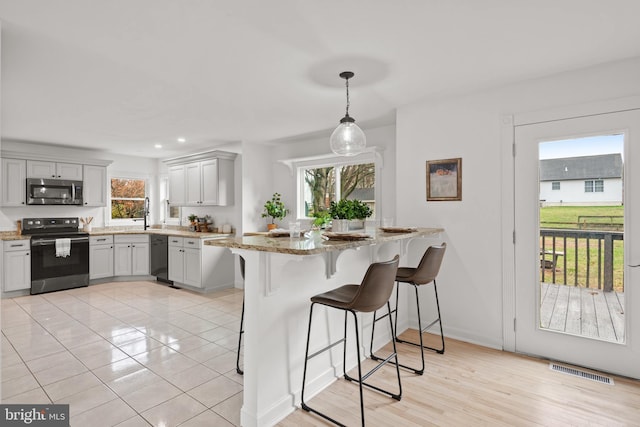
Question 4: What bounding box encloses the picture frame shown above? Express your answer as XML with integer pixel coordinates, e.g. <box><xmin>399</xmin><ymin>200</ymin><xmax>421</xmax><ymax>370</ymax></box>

<box><xmin>426</xmin><ymin>158</ymin><xmax>462</xmax><ymax>201</ymax></box>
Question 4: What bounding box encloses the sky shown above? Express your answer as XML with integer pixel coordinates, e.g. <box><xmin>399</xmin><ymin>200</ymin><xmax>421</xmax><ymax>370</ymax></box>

<box><xmin>539</xmin><ymin>134</ymin><xmax>624</xmax><ymax>160</ymax></box>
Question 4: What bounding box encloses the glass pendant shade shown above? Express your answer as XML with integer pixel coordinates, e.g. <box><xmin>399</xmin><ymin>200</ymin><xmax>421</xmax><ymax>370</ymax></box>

<box><xmin>330</xmin><ymin>71</ymin><xmax>366</xmax><ymax>156</ymax></box>
<box><xmin>330</xmin><ymin>119</ymin><xmax>366</xmax><ymax>156</ymax></box>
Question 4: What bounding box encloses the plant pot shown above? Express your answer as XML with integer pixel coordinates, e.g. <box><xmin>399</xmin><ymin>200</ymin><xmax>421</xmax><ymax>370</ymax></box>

<box><xmin>267</xmin><ymin>223</ymin><xmax>277</xmax><ymax>231</ymax></box>
<box><xmin>332</xmin><ymin>219</ymin><xmax>365</xmax><ymax>232</ymax></box>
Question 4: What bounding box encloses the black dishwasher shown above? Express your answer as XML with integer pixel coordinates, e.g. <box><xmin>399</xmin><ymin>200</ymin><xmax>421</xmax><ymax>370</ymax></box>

<box><xmin>150</xmin><ymin>234</ymin><xmax>172</xmax><ymax>284</ymax></box>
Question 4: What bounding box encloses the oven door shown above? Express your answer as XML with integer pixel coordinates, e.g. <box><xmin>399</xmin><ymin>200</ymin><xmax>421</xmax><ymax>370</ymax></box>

<box><xmin>30</xmin><ymin>236</ymin><xmax>89</xmax><ymax>294</ymax></box>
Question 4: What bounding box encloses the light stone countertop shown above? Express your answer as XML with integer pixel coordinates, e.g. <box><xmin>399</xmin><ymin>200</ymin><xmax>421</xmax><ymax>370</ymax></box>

<box><xmin>203</xmin><ymin>227</ymin><xmax>444</xmax><ymax>255</ymax></box>
<box><xmin>0</xmin><ymin>228</ymin><xmax>234</xmax><ymax>241</ymax></box>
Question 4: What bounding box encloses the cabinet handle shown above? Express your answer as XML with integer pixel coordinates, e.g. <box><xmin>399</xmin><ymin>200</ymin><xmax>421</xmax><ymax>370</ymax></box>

<box><xmin>10</xmin><ymin>244</ymin><xmax>23</xmax><ymax>247</ymax></box>
<box><xmin>51</xmin><ymin>175</ymin><xmax>55</xmax><ymax>178</ymax></box>
<box><xmin>97</xmin><ymin>238</ymin><xmax>106</xmax><ymax>241</ymax></box>
<box><xmin>187</xmin><ymin>241</ymin><xmax>194</xmax><ymax>245</ymax></box>
<box><xmin>26</xmin><ymin>252</ymin><xmax>29</xmax><ymax>256</ymax></box>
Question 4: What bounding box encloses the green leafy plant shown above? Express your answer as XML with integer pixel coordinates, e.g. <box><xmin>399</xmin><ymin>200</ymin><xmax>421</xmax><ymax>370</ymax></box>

<box><xmin>261</xmin><ymin>193</ymin><xmax>288</xmax><ymax>223</ymax></box>
<box><xmin>312</xmin><ymin>210</ymin><xmax>332</xmax><ymax>228</ymax></box>
<box><xmin>188</xmin><ymin>214</ymin><xmax>198</xmax><ymax>223</ymax></box>
<box><xmin>328</xmin><ymin>199</ymin><xmax>372</xmax><ymax>220</ymax></box>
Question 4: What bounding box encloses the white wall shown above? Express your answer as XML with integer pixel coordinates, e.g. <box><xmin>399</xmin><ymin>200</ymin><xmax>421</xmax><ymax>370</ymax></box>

<box><xmin>396</xmin><ymin>56</ymin><xmax>640</xmax><ymax>349</ymax></box>
<box><xmin>540</xmin><ymin>178</ymin><xmax>622</xmax><ymax>205</ymax></box>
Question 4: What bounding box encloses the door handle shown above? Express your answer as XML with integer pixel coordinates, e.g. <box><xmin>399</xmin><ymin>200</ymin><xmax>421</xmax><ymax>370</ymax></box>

<box><xmin>629</xmin><ymin>264</ymin><xmax>640</xmax><ymax>268</ymax></box>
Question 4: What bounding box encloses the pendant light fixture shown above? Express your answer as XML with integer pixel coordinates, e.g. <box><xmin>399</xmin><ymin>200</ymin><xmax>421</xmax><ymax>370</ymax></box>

<box><xmin>330</xmin><ymin>71</ymin><xmax>366</xmax><ymax>156</ymax></box>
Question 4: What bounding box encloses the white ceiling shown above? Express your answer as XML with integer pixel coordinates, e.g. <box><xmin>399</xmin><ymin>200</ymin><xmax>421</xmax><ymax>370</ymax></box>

<box><xmin>2</xmin><ymin>1</ymin><xmax>640</xmax><ymax>158</ymax></box>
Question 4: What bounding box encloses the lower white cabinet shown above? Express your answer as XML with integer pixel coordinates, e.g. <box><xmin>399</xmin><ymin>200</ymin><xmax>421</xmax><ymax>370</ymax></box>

<box><xmin>3</xmin><ymin>240</ymin><xmax>31</xmax><ymax>292</ymax></box>
<box><xmin>168</xmin><ymin>236</ymin><xmax>233</xmax><ymax>290</ymax></box>
<box><xmin>114</xmin><ymin>235</ymin><xmax>149</xmax><ymax>276</ymax></box>
<box><xmin>169</xmin><ymin>237</ymin><xmax>202</xmax><ymax>287</ymax></box>
<box><xmin>89</xmin><ymin>235</ymin><xmax>114</xmax><ymax>279</ymax></box>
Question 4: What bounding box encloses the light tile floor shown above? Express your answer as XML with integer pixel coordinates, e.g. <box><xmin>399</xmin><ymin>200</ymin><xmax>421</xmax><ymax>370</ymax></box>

<box><xmin>1</xmin><ymin>281</ymin><xmax>244</xmax><ymax>427</ymax></box>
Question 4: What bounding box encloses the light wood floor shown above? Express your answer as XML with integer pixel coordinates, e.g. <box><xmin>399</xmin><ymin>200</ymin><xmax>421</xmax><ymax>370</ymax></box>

<box><xmin>279</xmin><ymin>330</ymin><xmax>640</xmax><ymax>426</ymax></box>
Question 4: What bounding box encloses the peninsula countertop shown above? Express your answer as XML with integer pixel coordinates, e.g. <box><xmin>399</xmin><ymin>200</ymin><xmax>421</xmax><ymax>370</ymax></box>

<box><xmin>203</xmin><ymin>227</ymin><xmax>444</xmax><ymax>255</ymax></box>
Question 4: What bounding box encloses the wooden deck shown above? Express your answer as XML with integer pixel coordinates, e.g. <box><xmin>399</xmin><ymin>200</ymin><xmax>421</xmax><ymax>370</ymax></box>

<box><xmin>540</xmin><ymin>282</ymin><xmax>625</xmax><ymax>343</ymax></box>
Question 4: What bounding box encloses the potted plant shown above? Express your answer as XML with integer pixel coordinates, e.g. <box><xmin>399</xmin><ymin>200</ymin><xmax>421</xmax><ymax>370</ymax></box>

<box><xmin>262</xmin><ymin>193</ymin><xmax>288</xmax><ymax>230</ymax></box>
<box><xmin>311</xmin><ymin>210</ymin><xmax>331</xmax><ymax>229</ymax></box>
<box><xmin>328</xmin><ymin>199</ymin><xmax>372</xmax><ymax>231</ymax></box>
<box><xmin>187</xmin><ymin>214</ymin><xmax>198</xmax><ymax>231</ymax></box>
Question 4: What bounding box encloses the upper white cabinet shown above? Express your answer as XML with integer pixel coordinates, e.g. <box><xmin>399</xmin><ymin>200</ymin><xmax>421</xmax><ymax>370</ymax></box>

<box><xmin>1</xmin><ymin>158</ymin><xmax>27</xmax><ymax>207</ymax></box>
<box><xmin>1</xmin><ymin>151</ymin><xmax>112</xmax><ymax>207</ymax></box>
<box><xmin>168</xmin><ymin>165</ymin><xmax>186</xmax><ymax>206</ymax></box>
<box><xmin>27</xmin><ymin>160</ymin><xmax>83</xmax><ymax>180</ymax></box>
<box><xmin>83</xmin><ymin>165</ymin><xmax>107</xmax><ymax>207</ymax></box>
<box><xmin>164</xmin><ymin>150</ymin><xmax>236</xmax><ymax>207</ymax></box>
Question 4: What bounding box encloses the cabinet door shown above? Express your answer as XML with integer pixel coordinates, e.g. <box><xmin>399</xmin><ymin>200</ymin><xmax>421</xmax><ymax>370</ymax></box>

<box><xmin>168</xmin><ymin>165</ymin><xmax>186</xmax><ymax>206</ymax></box>
<box><xmin>57</xmin><ymin>163</ymin><xmax>83</xmax><ymax>180</ymax></box>
<box><xmin>200</xmin><ymin>159</ymin><xmax>219</xmax><ymax>205</ymax></box>
<box><xmin>3</xmin><ymin>250</ymin><xmax>31</xmax><ymax>292</ymax></box>
<box><xmin>89</xmin><ymin>244</ymin><xmax>114</xmax><ymax>279</ymax></box>
<box><xmin>183</xmin><ymin>248</ymin><xmax>202</xmax><ymax>287</ymax></box>
<box><xmin>27</xmin><ymin>160</ymin><xmax>57</xmax><ymax>178</ymax></box>
<box><xmin>217</xmin><ymin>158</ymin><xmax>235</xmax><ymax>206</ymax></box>
<box><xmin>83</xmin><ymin>165</ymin><xmax>107</xmax><ymax>206</ymax></box>
<box><xmin>131</xmin><ymin>243</ymin><xmax>150</xmax><ymax>275</ymax></box>
<box><xmin>168</xmin><ymin>245</ymin><xmax>185</xmax><ymax>283</ymax></box>
<box><xmin>1</xmin><ymin>158</ymin><xmax>27</xmax><ymax>207</ymax></box>
<box><xmin>185</xmin><ymin>162</ymin><xmax>202</xmax><ymax>205</ymax></box>
<box><xmin>113</xmin><ymin>243</ymin><xmax>132</xmax><ymax>276</ymax></box>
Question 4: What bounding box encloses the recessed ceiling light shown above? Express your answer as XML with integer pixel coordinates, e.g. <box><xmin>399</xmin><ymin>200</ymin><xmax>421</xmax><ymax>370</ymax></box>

<box><xmin>177</xmin><ymin>137</ymin><xmax>186</xmax><ymax>143</ymax></box>
<box><xmin>154</xmin><ymin>144</ymin><xmax>162</xmax><ymax>149</ymax></box>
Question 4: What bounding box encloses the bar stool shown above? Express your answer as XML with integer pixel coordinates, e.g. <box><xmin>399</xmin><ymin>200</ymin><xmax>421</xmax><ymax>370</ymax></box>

<box><xmin>370</xmin><ymin>243</ymin><xmax>446</xmax><ymax>375</ymax></box>
<box><xmin>236</xmin><ymin>256</ymin><xmax>245</xmax><ymax>375</ymax></box>
<box><xmin>301</xmin><ymin>255</ymin><xmax>401</xmax><ymax>427</ymax></box>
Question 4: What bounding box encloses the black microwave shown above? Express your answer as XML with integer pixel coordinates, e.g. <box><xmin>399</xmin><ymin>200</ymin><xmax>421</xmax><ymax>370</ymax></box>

<box><xmin>26</xmin><ymin>178</ymin><xmax>83</xmax><ymax>205</ymax></box>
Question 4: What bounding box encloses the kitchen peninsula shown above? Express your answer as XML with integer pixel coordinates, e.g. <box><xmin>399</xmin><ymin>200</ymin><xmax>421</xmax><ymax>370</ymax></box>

<box><xmin>205</xmin><ymin>227</ymin><xmax>443</xmax><ymax>427</ymax></box>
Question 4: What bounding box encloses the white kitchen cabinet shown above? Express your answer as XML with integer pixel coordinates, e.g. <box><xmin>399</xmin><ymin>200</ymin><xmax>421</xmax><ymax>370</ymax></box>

<box><xmin>185</xmin><ymin>162</ymin><xmax>202</xmax><ymax>205</ymax></box>
<box><xmin>168</xmin><ymin>237</ymin><xmax>203</xmax><ymax>288</ymax></box>
<box><xmin>114</xmin><ymin>235</ymin><xmax>149</xmax><ymax>276</ymax></box>
<box><xmin>89</xmin><ymin>235</ymin><xmax>114</xmax><ymax>279</ymax></box>
<box><xmin>27</xmin><ymin>160</ymin><xmax>83</xmax><ymax>180</ymax></box>
<box><xmin>3</xmin><ymin>240</ymin><xmax>31</xmax><ymax>292</ymax></box>
<box><xmin>83</xmin><ymin>165</ymin><xmax>107</xmax><ymax>207</ymax></box>
<box><xmin>168</xmin><ymin>236</ymin><xmax>233</xmax><ymax>290</ymax></box>
<box><xmin>168</xmin><ymin>165</ymin><xmax>186</xmax><ymax>206</ymax></box>
<box><xmin>163</xmin><ymin>150</ymin><xmax>236</xmax><ymax>207</ymax></box>
<box><xmin>168</xmin><ymin>237</ymin><xmax>185</xmax><ymax>283</ymax></box>
<box><xmin>1</xmin><ymin>158</ymin><xmax>27</xmax><ymax>207</ymax></box>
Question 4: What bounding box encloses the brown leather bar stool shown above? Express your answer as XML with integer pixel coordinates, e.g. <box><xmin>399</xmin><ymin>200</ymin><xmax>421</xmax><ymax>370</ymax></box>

<box><xmin>236</xmin><ymin>256</ymin><xmax>245</xmax><ymax>375</ymax></box>
<box><xmin>370</xmin><ymin>242</ymin><xmax>446</xmax><ymax>375</ymax></box>
<box><xmin>301</xmin><ymin>255</ymin><xmax>401</xmax><ymax>427</ymax></box>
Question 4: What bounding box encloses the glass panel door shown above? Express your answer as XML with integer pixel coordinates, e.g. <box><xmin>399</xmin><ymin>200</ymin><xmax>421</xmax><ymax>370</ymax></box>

<box><xmin>514</xmin><ymin>109</ymin><xmax>640</xmax><ymax>379</ymax></box>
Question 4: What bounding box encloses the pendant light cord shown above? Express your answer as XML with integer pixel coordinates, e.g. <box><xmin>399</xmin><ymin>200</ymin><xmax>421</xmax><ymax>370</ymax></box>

<box><xmin>345</xmin><ymin>77</ymin><xmax>350</xmax><ymax>118</ymax></box>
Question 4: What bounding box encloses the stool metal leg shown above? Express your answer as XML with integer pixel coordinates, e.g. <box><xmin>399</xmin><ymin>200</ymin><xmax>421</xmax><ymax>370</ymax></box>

<box><xmin>394</xmin><ymin>279</ymin><xmax>445</xmax><ymax>374</ymax></box>
<box><xmin>236</xmin><ymin>297</ymin><xmax>245</xmax><ymax>375</ymax></box>
<box><xmin>302</xmin><ymin>303</ymin><xmax>402</xmax><ymax>426</ymax></box>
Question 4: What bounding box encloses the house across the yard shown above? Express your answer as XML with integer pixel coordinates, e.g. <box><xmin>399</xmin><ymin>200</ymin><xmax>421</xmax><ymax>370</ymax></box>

<box><xmin>539</xmin><ymin>153</ymin><xmax>623</xmax><ymax>206</ymax></box>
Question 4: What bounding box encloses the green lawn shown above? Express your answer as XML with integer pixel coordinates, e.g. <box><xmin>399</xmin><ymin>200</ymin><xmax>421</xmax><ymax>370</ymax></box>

<box><xmin>540</xmin><ymin>205</ymin><xmax>623</xmax><ymax>229</ymax></box>
<box><xmin>539</xmin><ymin>206</ymin><xmax>624</xmax><ymax>292</ymax></box>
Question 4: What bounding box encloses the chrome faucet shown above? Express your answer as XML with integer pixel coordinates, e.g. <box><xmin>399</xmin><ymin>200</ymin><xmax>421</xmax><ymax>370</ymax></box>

<box><xmin>144</xmin><ymin>197</ymin><xmax>150</xmax><ymax>230</ymax></box>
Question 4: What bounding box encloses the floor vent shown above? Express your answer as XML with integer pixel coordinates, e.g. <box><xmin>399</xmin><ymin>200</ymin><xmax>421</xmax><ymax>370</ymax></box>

<box><xmin>550</xmin><ymin>363</ymin><xmax>614</xmax><ymax>385</ymax></box>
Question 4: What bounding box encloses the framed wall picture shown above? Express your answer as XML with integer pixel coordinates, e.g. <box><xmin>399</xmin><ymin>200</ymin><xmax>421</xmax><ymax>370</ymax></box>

<box><xmin>426</xmin><ymin>158</ymin><xmax>462</xmax><ymax>201</ymax></box>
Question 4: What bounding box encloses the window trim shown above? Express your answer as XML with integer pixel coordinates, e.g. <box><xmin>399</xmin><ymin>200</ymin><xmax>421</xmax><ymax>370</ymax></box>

<box><xmin>283</xmin><ymin>148</ymin><xmax>383</xmax><ymax>220</ymax></box>
<box><xmin>109</xmin><ymin>175</ymin><xmax>149</xmax><ymax>226</ymax></box>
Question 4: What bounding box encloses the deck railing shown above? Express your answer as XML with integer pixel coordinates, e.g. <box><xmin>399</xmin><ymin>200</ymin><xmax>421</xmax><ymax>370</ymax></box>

<box><xmin>540</xmin><ymin>228</ymin><xmax>624</xmax><ymax>292</ymax></box>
